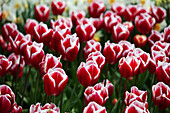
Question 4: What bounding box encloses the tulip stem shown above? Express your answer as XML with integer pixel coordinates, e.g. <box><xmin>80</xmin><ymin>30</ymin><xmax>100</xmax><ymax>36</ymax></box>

<box><xmin>150</xmin><ymin>74</ymin><xmax>156</xmax><ymax>111</ymax></box>
<box><xmin>21</xmin><ymin>66</ymin><xmax>31</xmax><ymax>106</ymax></box>
<box><xmin>49</xmin><ymin>96</ymin><xmax>53</xmax><ymax>103</ymax></box>
<box><xmin>120</xmin><ymin>79</ymin><xmax>127</xmax><ymax>113</ymax></box>
<box><xmin>118</xmin><ymin>76</ymin><xmax>122</xmax><ymax>98</ymax></box>
<box><xmin>44</xmin><ymin>94</ymin><xmax>47</xmax><ymax>104</ymax></box>
<box><xmin>135</xmin><ymin>75</ymin><xmax>138</xmax><ymax>85</ymax></box>
<box><xmin>104</xmin><ymin>64</ymin><xmax>109</xmax><ymax>86</ymax></box>
<box><xmin>34</xmin><ymin>69</ymin><xmax>40</xmax><ymax>103</ymax></box>
<box><xmin>60</xmin><ymin>92</ymin><xmax>63</xmax><ymax>112</ymax></box>
<box><xmin>79</xmin><ymin>42</ymin><xmax>84</xmax><ymax>63</ymax></box>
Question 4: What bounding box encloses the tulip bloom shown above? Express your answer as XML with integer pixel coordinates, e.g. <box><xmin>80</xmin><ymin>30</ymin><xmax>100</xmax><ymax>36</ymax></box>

<box><xmin>51</xmin><ymin>0</ymin><xmax>66</xmax><ymax>16</ymax></box>
<box><xmin>43</xmin><ymin>68</ymin><xmax>68</xmax><ymax>96</ymax></box>
<box><xmin>25</xmin><ymin>19</ymin><xmax>38</xmax><ymax>36</ymax></box>
<box><xmin>0</xmin><ymin>55</ymin><xmax>12</xmax><ymax>77</ymax></box>
<box><xmin>88</xmin><ymin>0</ymin><xmax>105</xmax><ymax>18</ymax></box>
<box><xmin>102</xmin><ymin>79</ymin><xmax>114</xmax><ymax>97</ymax></box>
<box><xmin>151</xmin><ymin>6</ymin><xmax>166</xmax><ymax>23</ymax></box>
<box><xmin>133</xmin><ymin>35</ymin><xmax>147</xmax><ymax>48</ymax></box>
<box><xmin>39</xmin><ymin>54</ymin><xmax>62</xmax><ymax>77</ymax></box>
<box><xmin>0</xmin><ymin>10</ymin><xmax>2</xmax><ymax>22</ymax></box>
<box><xmin>77</xmin><ymin>61</ymin><xmax>100</xmax><ymax>87</ymax></box>
<box><xmin>164</xmin><ymin>25</ymin><xmax>170</xmax><ymax>43</ymax></box>
<box><xmin>111</xmin><ymin>3</ymin><xmax>125</xmax><ymax>17</ymax></box>
<box><xmin>152</xmin><ymin>82</ymin><xmax>170</xmax><ymax>109</ymax></box>
<box><xmin>71</xmin><ymin>10</ymin><xmax>86</xmax><ymax>26</ymax></box>
<box><xmin>84</xmin><ymin>83</ymin><xmax>109</xmax><ymax>106</ymax></box>
<box><xmin>83</xmin><ymin>102</ymin><xmax>107</xmax><ymax>113</ymax></box>
<box><xmin>34</xmin><ymin>4</ymin><xmax>50</xmax><ymax>22</ymax></box>
<box><xmin>123</xmin><ymin>21</ymin><xmax>134</xmax><ymax>33</ymax></box>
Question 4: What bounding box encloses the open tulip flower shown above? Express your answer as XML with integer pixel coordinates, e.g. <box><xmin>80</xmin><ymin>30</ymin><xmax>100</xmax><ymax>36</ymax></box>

<box><xmin>164</xmin><ymin>25</ymin><xmax>170</xmax><ymax>43</ymax></box>
<box><xmin>0</xmin><ymin>55</ymin><xmax>12</xmax><ymax>77</ymax></box>
<box><xmin>77</xmin><ymin>61</ymin><xmax>101</xmax><ymax>87</ymax></box>
<box><xmin>84</xmin><ymin>83</ymin><xmax>109</xmax><ymax>106</ymax></box>
<box><xmin>51</xmin><ymin>0</ymin><xmax>66</xmax><ymax>16</ymax></box>
<box><xmin>71</xmin><ymin>10</ymin><xmax>86</xmax><ymax>26</ymax></box>
<box><xmin>152</xmin><ymin>82</ymin><xmax>170</xmax><ymax>109</ymax></box>
<box><xmin>83</xmin><ymin>102</ymin><xmax>107</xmax><ymax>113</ymax></box>
<box><xmin>43</xmin><ymin>68</ymin><xmax>68</xmax><ymax>96</ymax></box>
<box><xmin>30</xmin><ymin>103</ymin><xmax>60</xmax><ymax>113</ymax></box>
<box><xmin>25</xmin><ymin>19</ymin><xmax>38</xmax><ymax>37</ymax></box>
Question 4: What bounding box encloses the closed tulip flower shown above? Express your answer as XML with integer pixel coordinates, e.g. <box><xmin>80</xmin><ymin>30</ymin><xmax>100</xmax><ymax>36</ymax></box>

<box><xmin>152</xmin><ymin>82</ymin><xmax>170</xmax><ymax>109</ymax></box>
<box><xmin>77</xmin><ymin>61</ymin><xmax>100</xmax><ymax>87</ymax></box>
<box><xmin>83</xmin><ymin>40</ymin><xmax>101</xmax><ymax>59</ymax></box>
<box><xmin>0</xmin><ymin>10</ymin><xmax>2</xmax><ymax>22</ymax></box>
<box><xmin>43</xmin><ymin>68</ymin><xmax>68</xmax><ymax>96</ymax></box>
<box><xmin>11</xmin><ymin>102</ymin><xmax>22</xmax><ymax>113</ymax></box>
<box><xmin>0</xmin><ymin>55</ymin><xmax>12</xmax><ymax>77</ymax></box>
<box><xmin>89</xmin><ymin>17</ymin><xmax>102</xmax><ymax>31</ymax></box>
<box><xmin>8</xmin><ymin>53</ymin><xmax>25</xmax><ymax>78</ymax></box>
<box><xmin>103</xmin><ymin>41</ymin><xmax>123</xmax><ymax>64</ymax></box>
<box><xmin>71</xmin><ymin>10</ymin><xmax>86</xmax><ymax>26</ymax></box>
<box><xmin>39</xmin><ymin>54</ymin><xmax>62</xmax><ymax>77</ymax></box>
<box><xmin>151</xmin><ymin>6</ymin><xmax>166</xmax><ymax>23</ymax></box>
<box><xmin>102</xmin><ymin>79</ymin><xmax>114</xmax><ymax>97</ymax></box>
<box><xmin>133</xmin><ymin>35</ymin><xmax>147</xmax><ymax>48</ymax></box>
<box><xmin>135</xmin><ymin>13</ymin><xmax>155</xmax><ymax>34</ymax></box>
<box><xmin>123</xmin><ymin>21</ymin><xmax>134</xmax><ymax>33</ymax></box>
<box><xmin>164</xmin><ymin>25</ymin><xmax>170</xmax><ymax>43</ymax></box>
<box><xmin>25</xmin><ymin>19</ymin><xmax>38</xmax><ymax>36</ymax></box>
<box><xmin>88</xmin><ymin>0</ymin><xmax>105</xmax><ymax>18</ymax></box>
<box><xmin>34</xmin><ymin>4</ymin><xmax>50</xmax><ymax>22</ymax></box>
<box><xmin>51</xmin><ymin>0</ymin><xmax>66</xmax><ymax>16</ymax></box>
<box><xmin>58</xmin><ymin>34</ymin><xmax>80</xmax><ymax>62</ymax></box>
<box><xmin>111</xmin><ymin>3</ymin><xmax>125</xmax><ymax>17</ymax></box>
<box><xmin>84</xmin><ymin>83</ymin><xmax>109</xmax><ymax>106</ymax></box>
<box><xmin>83</xmin><ymin>102</ymin><xmax>107</xmax><ymax>113</ymax></box>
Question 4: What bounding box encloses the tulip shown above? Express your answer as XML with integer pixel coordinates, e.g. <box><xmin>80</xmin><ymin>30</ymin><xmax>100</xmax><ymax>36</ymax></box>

<box><xmin>43</xmin><ymin>68</ymin><xmax>68</xmax><ymax>96</ymax></box>
<box><xmin>25</xmin><ymin>19</ymin><xmax>38</xmax><ymax>36</ymax></box>
<box><xmin>133</xmin><ymin>35</ymin><xmax>147</xmax><ymax>48</ymax></box>
<box><xmin>0</xmin><ymin>10</ymin><xmax>2</xmax><ymax>22</ymax></box>
<box><xmin>8</xmin><ymin>53</ymin><xmax>25</xmax><ymax>78</ymax></box>
<box><xmin>83</xmin><ymin>40</ymin><xmax>101</xmax><ymax>59</ymax></box>
<box><xmin>152</xmin><ymin>82</ymin><xmax>170</xmax><ymax>109</ymax></box>
<box><xmin>112</xmin><ymin>98</ymin><xmax>118</xmax><ymax>106</ymax></box>
<box><xmin>111</xmin><ymin>3</ymin><xmax>125</xmax><ymax>17</ymax></box>
<box><xmin>103</xmin><ymin>41</ymin><xmax>123</xmax><ymax>64</ymax></box>
<box><xmin>88</xmin><ymin>0</ymin><xmax>105</xmax><ymax>18</ymax></box>
<box><xmin>125</xmin><ymin>86</ymin><xmax>147</xmax><ymax>106</ymax></box>
<box><xmin>39</xmin><ymin>54</ymin><xmax>62</xmax><ymax>77</ymax></box>
<box><xmin>84</xmin><ymin>83</ymin><xmax>109</xmax><ymax>106</ymax></box>
<box><xmin>51</xmin><ymin>0</ymin><xmax>66</xmax><ymax>16</ymax></box>
<box><xmin>89</xmin><ymin>18</ymin><xmax>102</xmax><ymax>31</ymax></box>
<box><xmin>86</xmin><ymin>51</ymin><xmax>105</xmax><ymax>69</ymax></box>
<box><xmin>34</xmin><ymin>4</ymin><xmax>50</xmax><ymax>22</ymax></box>
<box><xmin>0</xmin><ymin>55</ymin><xmax>12</xmax><ymax>77</ymax></box>
<box><xmin>148</xmin><ymin>58</ymin><xmax>156</xmax><ymax>74</ymax></box>
<box><xmin>30</xmin><ymin>103</ymin><xmax>60</xmax><ymax>113</ymax></box>
<box><xmin>58</xmin><ymin>34</ymin><xmax>80</xmax><ymax>62</ymax></box>
<box><xmin>83</xmin><ymin>102</ymin><xmax>107</xmax><ymax>113</ymax></box>
<box><xmin>77</xmin><ymin>61</ymin><xmax>100</xmax><ymax>87</ymax></box>
<box><xmin>148</xmin><ymin>30</ymin><xmax>164</xmax><ymax>47</ymax></box>
<box><xmin>151</xmin><ymin>6</ymin><xmax>166</xmax><ymax>23</ymax></box>
<box><xmin>71</xmin><ymin>10</ymin><xmax>86</xmax><ymax>26</ymax></box>
<box><xmin>102</xmin><ymin>79</ymin><xmax>114</xmax><ymax>97</ymax></box>
<box><xmin>76</xmin><ymin>23</ymin><xmax>96</xmax><ymax>42</ymax></box>
<box><xmin>11</xmin><ymin>102</ymin><xmax>22</xmax><ymax>113</ymax></box>
<box><xmin>123</xmin><ymin>21</ymin><xmax>134</xmax><ymax>33</ymax></box>
<box><xmin>164</xmin><ymin>25</ymin><xmax>170</xmax><ymax>43</ymax></box>
<box><xmin>33</xmin><ymin>22</ymin><xmax>53</xmax><ymax>46</ymax></box>
<box><xmin>135</xmin><ymin>13</ymin><xmax>155</xmax><ymax>34</ymax></box>
<box><xmin>112</xmin><ymin>23</ymin><xmax>130</xmax><ymax>43</ymax></box>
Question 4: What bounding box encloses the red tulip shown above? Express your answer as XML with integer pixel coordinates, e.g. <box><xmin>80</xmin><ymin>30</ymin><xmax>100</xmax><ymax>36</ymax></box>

<box><xmin>0</xmin><ymin>85</ymin><xmax>15</xmax><ymax>113</ymax></box>
<box><xmin>151</xmin><ymin>6</ymin><xmax>166</xmax><ymax>23</ymax></box>
<box><xmin>51</xmin><ymin>0</ymin><xmax>66</xmax><ymax>15</ymax></box>
<box><xmin>133</xmin><ymin>35</ymin><xmax>147</xmax><ymax>48</ymax></box>
<box><xmin>156</xmin><ymin>61</ymin><xmax>170</xmax><ymax>85</ymax></box>
<box><xmin>112</xmin><ymin>23</ymin><xmax>130</xmax><ymax>43</ymax></box>
<box><xmin>148</xmin><ymin>30</ymin><xmax>164</xmax><ymax>47</ymax></box>
<box><xmin>0</xmin><ymin>55</ymin><xmax>12</xmax><ymax>77</ymax></box>
<box><xmin>152</xmin><ymin>82</ymin><xmax>170</xmax><ymax>109</ymax></box>
<box><xmin>22</xmin><ymin>41</ymin><xmax>44</xmax><ymax>68</ymax></box>
<box><xmin>118</xmin><ymin>40</ymin><xmax>135</xmax><ymax>57</ymax></box>
<box><xmin>8</xmin><ymin>53</ymin><xmax>25</xmax><ymax>78</ymax></box>
<box><xmin>123</xmin><ymin>22</ymin><xmax>134</xmax><ymax>33</ymax></box>
<box><xmin>84</xmin><ymin>83</ymin><xmax>109</xmax><ymax>106</ymax></box>
<box><xmin>33</xmin><ymin>22</ymin><xmax>53</xmax><ymax>46</ymax></box>
<box><xmin>88</xmin><ymin>0</ymin><xmax>105</xmax><ymax>18</ymax></box>
<box><xmin>71</xmin><ymin>10</ymin><xmax>86</xmax><ymax>26</ymax></box>
<box><xmin>77</xmin><ymin>61</ymin><xmax>100</xmax><ymax>87</ymax></box>
<box><xmin>76</xmin><ymin>23</ymin><xmax>96</xmax><ymax>42</ymax></box>
<box><xmin>103</xmin><ymin>41</ymin><xmax>123</xmax><ymax>64</ymax></box>
<box><xmin>111</xmin><ymin>3</ymin><xmax>125</xmax><ymax>17</ymax></box>
<box><xmin>30</xmin><ymin>103</ymin><xmax>60</xmax><ymax>113</ymax></box>
<box><xmin>102</xmin><ymin>79</ymin><xmax>114</xmax><ymax>97</ymax></box>
<box><xmin>86</xmin><ymin>51</ymin><xmax>105</xmax><ymax>69</ymax></box>
<box><xmin>164</xmin><ymin>25</ymin><xmax>170</xmax><ymax>43</ymax></box>
<box><xmin>39</xmin><ymin>54</ymin><xmax>62</xmax><ymax>77</ymax></box>
<box><xmin>34</xmin><ymin>4</ymin><xmax>50</xmax><ymax>22</ymax></box>
<box><xmin>11</xmin><ymin>102</ymin><xmax>22</xmax><ymax>113</ymax></box>
<box><xmin>43</xmin><ymin>68</ymin><xmax>68</xmax><ymax>96</ymax></box>
<box><xmin>125</xmin><ymin>86</ymin><xmax>147</xmax><ymax>106</ymax></box>
<box><xmin>1</xmin><ymin>23</ymin><xmax>18</xmax><ymax>41</ymax></box>
<box><xmin>25</xmin><ymin>19</ymin><xmax>38</xmax><ymax>36</ymax></box>
<box><xmin>148</xmin><ymin>58</ymin><xmax>156</xmax><ymax>74</ymax></box>
<box><xmin>135</xmin><ymin>13</ymin><xmax>155</xmax><ymax>34</ymax></box>
<box><xmin>83</xmin><ymin>102</ymin><xmax>107</xmax><ymax>113</ymax></box>
<box><xmin>119</xmin><ymin>55</ymin><xmax>140</xmax><ymax>78</ymax></box>
<box><xmin>124</xmin><ymin>100</ymin><xmax>149</xmax><ymax>113</ymax></box>
<box><xmin>83</xmin><ymin>39</ymin><xmax>101</xmax><ymax>59</ymax></box>
<box><xmin>0</xmin><ymin>10</ymin><xmax>2</xmax><ymax>22</ymax></box>
<box><xmin>58</xmin><ymin>34</ymin><xmax>80</xmax><ymax>62</ymax></box>
<box><xmin>89</xmin><ymin>18</ymin><xmax>102</xmax><ymax>31</ymax></box>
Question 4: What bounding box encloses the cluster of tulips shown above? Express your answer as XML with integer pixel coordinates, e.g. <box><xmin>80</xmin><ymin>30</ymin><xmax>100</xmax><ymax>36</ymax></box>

<box><xmin>0</xmin><ymin>0</ymin><xmax>170</xmax><ymax>113</ymax></box>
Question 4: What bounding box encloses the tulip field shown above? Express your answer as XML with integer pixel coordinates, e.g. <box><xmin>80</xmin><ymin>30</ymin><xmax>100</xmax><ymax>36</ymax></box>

<box><xmin>0</xmin><ymin>0</ymin><xmax>170</xmax><ymax>113</ymax></box>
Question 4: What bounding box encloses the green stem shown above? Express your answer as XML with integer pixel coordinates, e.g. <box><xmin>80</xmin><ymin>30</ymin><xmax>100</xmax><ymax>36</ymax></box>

<box><xmin>118</xmin><ymin>76</ymin><xmax>122</xmax><ymax>98</ymax></box>
<box><xmin>34</xmin><ymin>69</ymin><xmax>40</xmax><ymax>103</ymax></box>
<box><xmin>60</xmin><ymin>92</ymin><xmax>63</xmax><ymax>112</ymax></box>
<box><xmin>120</xmin><ymin>79</ymin><xmax>127</xmax><ymax>113</ymax></box>
<box><xmin>44</xmin><ymin>94</ymin><xmax>47</xmax><ymax>104</ymax></box>
<box><xmin>135</xmin><ymin>75</ymin><xmax>138</xmax><ymax>86</ymax></box>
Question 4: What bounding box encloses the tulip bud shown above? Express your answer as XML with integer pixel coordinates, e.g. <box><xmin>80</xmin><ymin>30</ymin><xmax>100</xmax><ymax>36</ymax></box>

<box><xmin>51</xmin><ymin>0</ymin><xmax>66</xmax><ymax>16</ymax></box>
<box><xmin>164</xmin><ymin>25</ymin><xmax>170</xmax><ymax>43</ymax></box>
<box><xmin>123</xmin><ymin>21</ymin><xmax>134</xmax><ymax>33</ymax></box>
<box><xmin>25</xmin><ymin>19</ymin><xmax>38</xmax><ymax>36</ymax></box>
<box><xmin>151</xmin><ymin>6</ymin><xmax>166</xmax><ymax>23</ymax></box>
<box><xmin>111</xmin><ymin>3</ymin><xmax>125</xmax><ymax>17</ymax></box>
<box><xmin>0</xmin><ymin>55</ymin><xmax>12</xmax><ymax>77</ymax></box>
<box><xmin>34</xmin><ymin>4</ymin><xmax>50</xmax><ymax>22</ymax></box>
<box><xmin>133</xmin><ymin>35</ymin><xmax>147</xmax><ymax>48</ymax></box>
<box><xmin>11</xmin><ymin>102</ymin><xmax>22</xmax><ymax>113</ymax></box>
<box><xmin>102</xmin><ymin>79</ymin><xmax>114</xmax><ymax>97</ymax></box>
<box><xmin>83</xmin><ymin>102</ymin><xmax>107</xmax><ymax>113</ymax></box>
<box><xmin>89</xmin><ymin>18</ymin><xmax>102</xmax><ymax>31</ymax></box>
<box><xmin>71</xmin><ymin>10</ymin><xmax>86</xmax><ymax>26</ymax></box>
<box><xmin>43</xmin><ymin>68</ymin><xmax>68</xmax><ymax>96</ymax></box>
